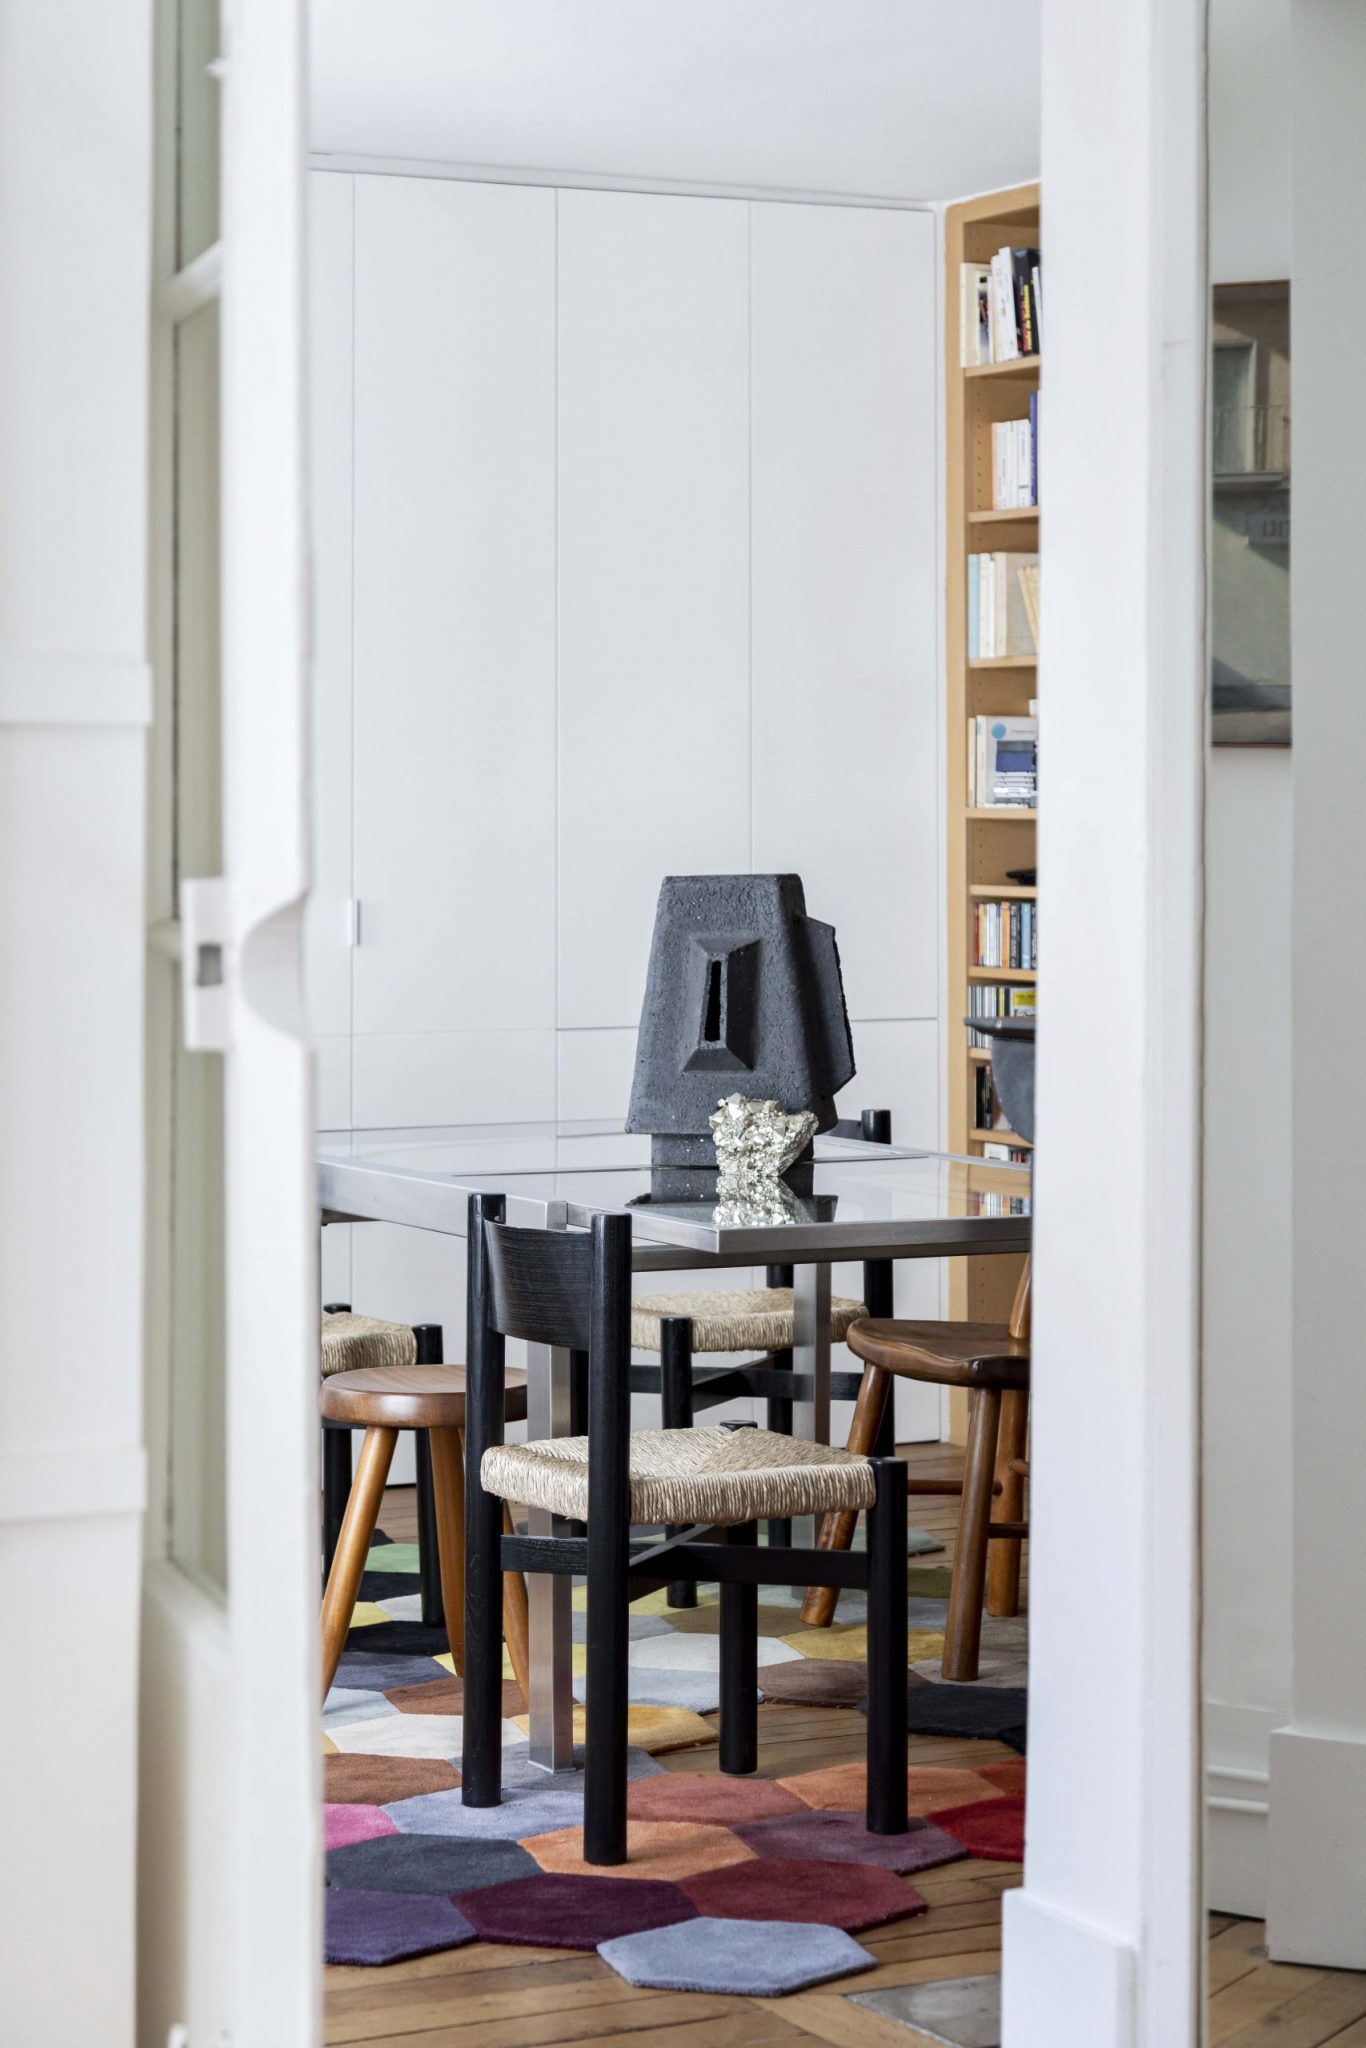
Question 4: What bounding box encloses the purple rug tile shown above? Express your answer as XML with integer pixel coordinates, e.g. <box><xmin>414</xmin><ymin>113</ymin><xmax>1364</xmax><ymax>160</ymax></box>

<box><xmin>732</xmin><ymin>1808</ymin><xmax>968</xmax><ymax>1875</ymax></box>
<box><xmin>323</xmin><ymin>1888</ymin><xmax>475</xmax><ymax>1966</ymax></box>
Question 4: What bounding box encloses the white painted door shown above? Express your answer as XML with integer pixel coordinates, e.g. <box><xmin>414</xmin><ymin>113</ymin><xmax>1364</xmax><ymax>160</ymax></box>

<box><xmin>141</xmin><ymin>2</ymin><xmax>318</xmax><ymax>2043</ymax></box>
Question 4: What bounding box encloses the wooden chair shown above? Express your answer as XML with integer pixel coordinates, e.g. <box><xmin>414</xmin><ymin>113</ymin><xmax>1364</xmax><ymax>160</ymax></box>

<box><xmin>801</xmin><ymin>1261</ymin><xmax>1031</xmax><ymax>1683</ymax></box>
<box><xmin>318</xmin><ymin>1360</ymin><xmax>533</xmax><ymax>1705</ymax></box>
<box><xmin>461</xmin><ymin>1191</ymin><xmax>910</xmax><ymax>1866</ymax></box>
<box><xmin>629</xmin><ymin>1108</ymin><xmax>895</xmax><ymax>1592</ymax></box>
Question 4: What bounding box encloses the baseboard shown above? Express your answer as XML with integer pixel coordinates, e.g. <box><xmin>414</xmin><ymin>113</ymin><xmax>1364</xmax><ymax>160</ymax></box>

<box><xmin>1205</xmin><ymin>1701</ymin><xmax>1276</xmax><ymax>1917</ymax></box>
<box><xmin>1001</xmin><ymin>1889</ymin><xmax>1136</xmax><ymax>2048</ymax></box>
<box><xmin>1269</xmin><ymin>1726</ymin><xmax>1366</xmax><ymax>1967</ymax></box>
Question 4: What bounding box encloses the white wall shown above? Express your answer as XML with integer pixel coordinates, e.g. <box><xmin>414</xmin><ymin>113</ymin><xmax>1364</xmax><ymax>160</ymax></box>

<box><xmin>309</xmin><ymin>168</ymin><xmax>945</xmax><ymax>1441</ymax></box>
<box><xmin>0</xmin><ymin>3</ymin><xmax>151</xmax><ymax>2042</ymax></box>
<box><xmin>1202</xmin><ymin>0</ymin><xmax>1293</xmax><ymax>1917</ymax></box>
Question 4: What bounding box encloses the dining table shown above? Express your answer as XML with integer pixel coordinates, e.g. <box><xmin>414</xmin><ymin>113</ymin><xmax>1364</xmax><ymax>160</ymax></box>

<box><xmin>316</xmin><ymin>1117</ymin><xmax>1031</xmax><ymax>1772</ymax></box>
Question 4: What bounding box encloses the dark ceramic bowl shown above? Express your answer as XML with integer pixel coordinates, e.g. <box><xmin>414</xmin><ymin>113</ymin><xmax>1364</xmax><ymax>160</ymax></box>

<box><xmin>964</xmin><ymin>1015</ymin><xmax>1036</xmax><ymax>1144</ymax></box>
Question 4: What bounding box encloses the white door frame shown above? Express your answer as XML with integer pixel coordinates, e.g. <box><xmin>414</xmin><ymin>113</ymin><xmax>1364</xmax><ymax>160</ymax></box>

<box><xmin>1003</xmin><ymin>1</ymin><xmax>1206</xmax><ymax>2044</ymax></box>
<box><xmin>140</xmin><ymin>2</ymin><xmax>319</xmax><ymax>2043</ymax></box>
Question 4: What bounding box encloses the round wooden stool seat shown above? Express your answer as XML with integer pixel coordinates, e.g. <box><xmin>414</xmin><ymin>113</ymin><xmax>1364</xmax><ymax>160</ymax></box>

<box><xmin>846</xmin><ymin>1317</ymin><xmax>1030</xmax><ymax>1390</ymax></box>
<box><xmin>320</xmin><ymin>1362</ymin><xmax>529</xmax><ymax>1431</ymax></box>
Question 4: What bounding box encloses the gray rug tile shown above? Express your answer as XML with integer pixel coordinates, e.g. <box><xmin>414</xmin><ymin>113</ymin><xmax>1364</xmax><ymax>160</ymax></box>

<box><xmin>599</xmin><ymin>1915</ymin><xmax>876</xmax><ymax>1994</ymax></box>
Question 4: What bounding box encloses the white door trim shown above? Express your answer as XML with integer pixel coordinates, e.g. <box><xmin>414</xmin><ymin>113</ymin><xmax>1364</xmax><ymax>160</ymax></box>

<box><xmin>1002</xmin><ymin>0</ymin><xmax>1206</xmax><ymax>2043</ymax></box>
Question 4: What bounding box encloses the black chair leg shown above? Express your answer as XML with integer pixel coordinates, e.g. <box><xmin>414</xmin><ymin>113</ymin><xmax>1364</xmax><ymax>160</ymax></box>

<box><xmin>321</xmin><ymin>1423</ymin><xmax>353</xmax><ymax>1588</ymax></box>
<box><xmin>661</xmin><ymin>1317</ymin><xmax>697</xmax><ymax>1608</ymax></box>
<box><xmin>412</xmin><ymin>1322</ymin><xmax>445</xmax><ymax>1628</ymax></box>
<box><xmin>719</xmin><ymin>1521</ymin><xmax>759</xmax><ymax>1774</ymax></box>
<box><xmin>866</xmin><ymin>1456</ymin><xmax>909</xmax><ymax>1834</ymax></box>
<box><xmin>584</xmin><ymin>1233</ymin><xmax>633</xmax><ymax>1867</ymax></box>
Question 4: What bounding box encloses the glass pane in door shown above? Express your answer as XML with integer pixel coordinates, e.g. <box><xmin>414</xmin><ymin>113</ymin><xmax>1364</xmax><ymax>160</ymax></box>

<box><xmin>177</xmin><ymin>0</ymin><xmax>220</xmax><ymax>266</ymax></box>
<box><xmin>169</xmin><ymin>296</ymin><xmax>228</xmax><ymax>1592</ymax></box>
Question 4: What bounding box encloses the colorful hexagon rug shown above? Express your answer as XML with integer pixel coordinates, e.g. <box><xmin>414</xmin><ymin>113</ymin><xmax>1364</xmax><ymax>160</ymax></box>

<box><xmin>322</xmin><ymin>1526</ymin><xmax>1028</xmax><ymax>1988</ymax></box>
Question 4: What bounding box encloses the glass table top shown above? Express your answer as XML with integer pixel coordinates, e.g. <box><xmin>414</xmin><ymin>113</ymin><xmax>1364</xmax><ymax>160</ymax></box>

<box><xmin>317</xmin><ymin>1119</ymin><xmax>1030</xmax><ymax>1260</ymax></box>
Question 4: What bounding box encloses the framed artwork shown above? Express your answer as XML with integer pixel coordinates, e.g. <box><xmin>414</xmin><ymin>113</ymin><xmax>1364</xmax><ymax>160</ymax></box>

<box><xmin>1211</xmin><ymin>281</ymin><xmax>1290</xmax><ymax>745</ymax></box>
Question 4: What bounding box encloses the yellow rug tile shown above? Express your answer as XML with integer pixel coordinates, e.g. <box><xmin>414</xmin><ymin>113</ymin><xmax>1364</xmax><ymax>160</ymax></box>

<box><xmin>347</xmin><ymin>1602</ymin><xmax>388</xmax><ymax>1629</ymax></box>
<box><xmin>782</xmin><ymin>1624</ymin><xmax>945</xmax><ymax>1664</ymax></box>
<box><xmin>322</xmin><ymin>1735</ymin><xmax>339</xmax><ymax>1756</ymax></box>
<box><xmin>509</xmin><ymin>1702</ymin><xmax>717</xmax><ymax>1754</ymax></box>
<box><xmin>574</xmin><ymin>1583</ymin><xmax>720</xmax><ymax>1617</ymax></box>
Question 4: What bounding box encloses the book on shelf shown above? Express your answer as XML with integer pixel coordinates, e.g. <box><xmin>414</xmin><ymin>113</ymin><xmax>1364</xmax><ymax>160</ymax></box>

<box><xmin>967</xmin><ymin>552</ymin><xmax>1039</xmax><ymax>658</ymax></box>
<box><xmin>967</xmin><ymin>982</ymin><xmax>1036</xmax><ymax>1050</ymax></box>
<box><xmin>959</xmin><ymin>246</ymin><xmax>1042</xmax><ymax>365</ymax></box>
<box><xmin>983</xmin><ymin>1141</ymin><xmax>1032</xmax><ymax>1168</ymax></box>
<box><xmin>973</xmin><ymin>898</ymin><xmax>1037</xmax><ymax>970</ymax></box>
<box><xmin>968</xmin><ymin>714</ymin><xmax>1038</xmax><ymax>808</ymax></box>
<box><xmin>990</xmin><ymin>392</ymin><xmax>1039</xmax><ymax>510</ymax></box>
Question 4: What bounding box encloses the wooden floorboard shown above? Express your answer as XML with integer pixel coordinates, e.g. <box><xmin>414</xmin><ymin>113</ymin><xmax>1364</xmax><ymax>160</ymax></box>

<box><xmin>328</xmin><ymin>1445</ymin><xmax>1363</xmax><ymax>2047</ymax></box>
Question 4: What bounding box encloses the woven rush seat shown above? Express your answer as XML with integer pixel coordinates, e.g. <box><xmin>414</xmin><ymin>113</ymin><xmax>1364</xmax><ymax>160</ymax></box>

<box><xmin>321</xmin><ymin>1310</ymin><xmax>418</xmax><ymax>1377</ymax></box>
<box><xmin>630</xmin><ymin>1287</ymin><xmax>867</xmax><ymax>1355</ymax></box>
<box><xmin>480</xmin><ymin>1425</ymin><xmax>875</xmax><ymax>1529</ymax></box>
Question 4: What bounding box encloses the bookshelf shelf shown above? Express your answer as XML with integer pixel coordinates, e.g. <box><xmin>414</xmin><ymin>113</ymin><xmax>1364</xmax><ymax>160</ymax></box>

<box><xmin>964</xmin><ymin>356</ymin><xmax>1041</xmax><ymax>381</ymax></box>
<box><xmin>945</xmin><ymin>180</ymin><xmax>1040</xmax><ymax>1423</ymax></box>
<box><xmin>968</xmin><ymin>506</ymin><xmax>1040</xmax><ymax>526</ymax></box>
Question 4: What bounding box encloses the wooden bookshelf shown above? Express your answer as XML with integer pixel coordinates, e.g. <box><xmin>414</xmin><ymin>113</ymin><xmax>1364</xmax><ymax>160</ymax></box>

<box><xmin>945</xmin><ymin>182</ymin><xmax>1039</xmax><ymax>1435</ymax></box>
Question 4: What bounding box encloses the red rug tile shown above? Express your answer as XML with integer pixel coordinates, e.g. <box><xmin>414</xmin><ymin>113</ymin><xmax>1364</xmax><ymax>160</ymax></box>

<box><xmin>457</xmin><ymin>1872</ymin><xmax>697</xmax><ymax>1951</ymax></box>
<box><xmin>929</xmin><ymin>1791</ymin><xmax>1025</xmax><ymax>1862</ymax></box>
<box><xmin>626</xmin><ymin>1773</ymin><xmax>805</xmax><ymax>1824</ymax></box>
<box><xmin>977</xmin><ymin>1758</ymin><xmax>1027</xmax><ymax>1796</ymax></box>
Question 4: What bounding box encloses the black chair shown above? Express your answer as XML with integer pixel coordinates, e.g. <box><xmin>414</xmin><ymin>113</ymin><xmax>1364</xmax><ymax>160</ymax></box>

<box><xmin>461</xmin><ymin>1191</ymin><xmax>909</xmax><ymax>1866</ymax></box>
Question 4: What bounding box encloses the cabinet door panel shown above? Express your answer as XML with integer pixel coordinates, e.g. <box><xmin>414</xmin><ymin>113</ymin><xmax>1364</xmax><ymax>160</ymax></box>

<box><xmin>352</xmin><ymin>177</ymin><xmax>556</xmax><ymax>1038</ymax></box>
<box><xmin>557</xmin><ymin>190</ymin><xmax>750</xmax><ymax>1032</ymax></box>
<box><xmin>751</xmin><ymin>204</ymin><xmax>939</xmax><ymax>1025</ymax></box>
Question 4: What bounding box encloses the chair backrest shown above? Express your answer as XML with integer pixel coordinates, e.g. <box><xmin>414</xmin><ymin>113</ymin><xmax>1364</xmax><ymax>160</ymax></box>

<box><xmin>465</xmin><ymin>1193</ymin><xmax>634</xmax><ymax>1519</ymax></box>
<box><xmin>1009</xmin><ymin>1257</ymin><xmax>1032</xmax><ymax>1342</ymax></box>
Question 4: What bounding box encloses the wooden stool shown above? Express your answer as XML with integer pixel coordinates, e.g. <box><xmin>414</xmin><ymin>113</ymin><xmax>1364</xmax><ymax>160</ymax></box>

<box><xmin>800</xmin><ymin>1263</ymin><xmax>1031</xmax><ymax>1682</ymax></box>
<box><xmin>319</xmin><ymin>1363</ymin><xmax>532</xmax><ymax>1704</ymax></box>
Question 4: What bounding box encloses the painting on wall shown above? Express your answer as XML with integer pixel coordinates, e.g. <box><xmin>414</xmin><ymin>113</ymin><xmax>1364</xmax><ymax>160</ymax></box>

<box><xmin>1211</xmin><ymin>281</ymin><xmax>1290</xmax><ymax>745</ymax></box>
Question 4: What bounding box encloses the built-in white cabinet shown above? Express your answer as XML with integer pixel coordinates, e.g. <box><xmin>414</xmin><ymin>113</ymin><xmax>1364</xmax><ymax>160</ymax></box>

<box><xmin>558</xmin><ymin>190</ymin><xmax>752</xmax><ymax>1032</ymax></box>
<box><xmin>750</xmin><ymin>203</ymin><xmax>939</xmax><ymax>1026</ymax></box>
<box><xmin>308</xmin><ymin>169</ymin><xmax>944</xmax><ymax>1438</ymax></box>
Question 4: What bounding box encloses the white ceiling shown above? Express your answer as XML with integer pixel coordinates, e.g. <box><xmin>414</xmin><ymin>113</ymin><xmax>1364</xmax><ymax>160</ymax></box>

<box><xmin>309</xmin><ymin>0</ymin><xmax>1040</xmax><ymax>203</ymax></box>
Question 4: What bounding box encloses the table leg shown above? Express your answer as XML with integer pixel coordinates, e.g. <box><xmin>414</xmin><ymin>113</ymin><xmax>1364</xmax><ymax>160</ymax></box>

<box><xmin>790</xmin><ymin>1261</ymin><xmax>832</xmax><ymax>1448</ymax></box>
<box><xmin>525</xmin><ymin>1339</ymin><xmax>575</xmax><ymax>1773</ymax></box>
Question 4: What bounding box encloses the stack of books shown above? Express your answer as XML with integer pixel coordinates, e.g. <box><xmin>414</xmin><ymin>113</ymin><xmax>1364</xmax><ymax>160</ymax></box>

<box><xmin>969</xmin><ymin>552</ymin><xmax>1039</xmax><ymax>658</ymax></box>
<box><xmin>968</xmin><ymin>715</ymin><xmax>1038</xmax><ymax>809</ymax></box>
<box><xmin>973</xmin><ymin>899</ymin><xmax>1037</xmax><ymax>971</ymax></box>
<box><xmin>967</xmin><ymin>983</ymin><xmax>1036</xmax><ymax>1050</ymax></box>
<box><xmin>982</xmin><ymin>1144</ymin><xmax>1032</xmax><ymax>1174</ymax></box>
<box><xmin>960</xmin><ymin>247</ymin><xmax>1043</xmax><ymax>365</ymax></box>
<box><xmin>991</xmin><ymin>395</ymin><xmax>1038</xmax><ymax>508</ymax></box>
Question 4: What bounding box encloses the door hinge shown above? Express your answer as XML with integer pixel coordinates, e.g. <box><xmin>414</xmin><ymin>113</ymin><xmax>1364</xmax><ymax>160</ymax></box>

<box><xmin>180</xmin><ymin>877</ymin><xmax>234</xmax><ymax>1051</ymax></box>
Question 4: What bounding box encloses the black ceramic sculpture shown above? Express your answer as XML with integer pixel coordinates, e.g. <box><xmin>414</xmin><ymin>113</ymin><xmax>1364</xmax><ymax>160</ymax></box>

<box><xmin>968</xmin><ymin>1014</ymin><xmax>1036</xmax><ymax>1143</ymax></box>
<box><xmin>626</xmin><ymin>875</ymin><xmax>855</xmax><ymax>1169</ymax></box>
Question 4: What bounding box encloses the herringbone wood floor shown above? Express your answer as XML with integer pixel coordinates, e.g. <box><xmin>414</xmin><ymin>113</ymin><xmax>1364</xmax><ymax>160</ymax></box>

<box><xmin>323</xmin><ymin>1444</ymin><xmax>1366</xmax><ymax>2048</ymax></box>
